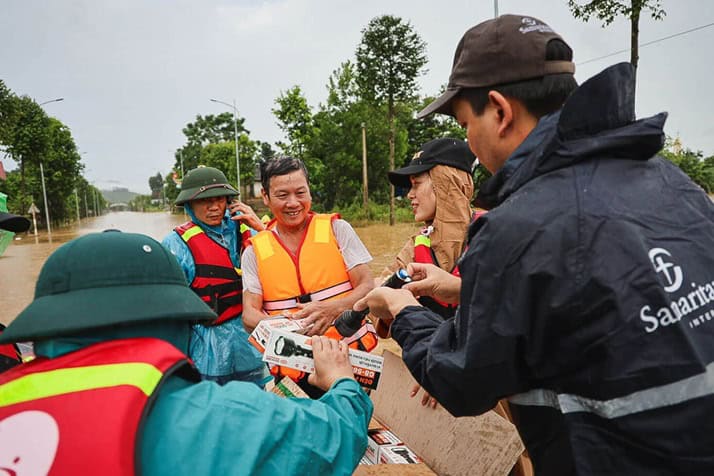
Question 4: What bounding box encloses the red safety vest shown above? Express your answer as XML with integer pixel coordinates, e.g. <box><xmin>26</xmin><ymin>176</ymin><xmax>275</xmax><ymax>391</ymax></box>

<box><xmin>413</xmin><ymin>210</ymin><xmax>487</xmax><ymax>316</ymax></box>
<box><xmin>175</xmin><ymin>221</ymin><xmax>244</xmax><ymax>325</ymax></box>
<box><xmin>0</xmin><ymin>337</ymin><xmax>193</xmax><ymax>475</ymax></box>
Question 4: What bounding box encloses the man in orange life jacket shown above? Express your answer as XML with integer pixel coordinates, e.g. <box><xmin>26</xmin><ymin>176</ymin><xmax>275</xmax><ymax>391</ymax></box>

<box><xmin>0</xmin><ymin>231</ymin><xmax>372</xmax><ymax>475</ymax></box>
<box><xmin>162</xmin><ymin>166</ymin><xmax>268</xmax><ymax>385</ymax></box>
<box><xmin>0</xmin><ymin>211</ymin><xmax>31</xmax><ymax>372</ymax></box>
<box><xmin>241</xmin><ymin>156</ymin><xmax>376</xmax><ymax>397</ymax></box>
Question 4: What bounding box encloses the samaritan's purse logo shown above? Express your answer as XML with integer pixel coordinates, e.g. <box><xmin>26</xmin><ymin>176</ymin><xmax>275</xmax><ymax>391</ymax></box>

<box><xmin>640</xmin><ymin>247</ymin><xmax>714</xmax><ymax>333</ymax></box>
<box><xmin>648</xmin><ymin>247</ymin><xmax>683</xmax><ymax>293</ymax></box>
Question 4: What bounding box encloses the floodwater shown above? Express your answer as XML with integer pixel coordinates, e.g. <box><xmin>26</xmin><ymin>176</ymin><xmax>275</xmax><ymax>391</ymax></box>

<box><xmin>0</xmin><ymin>211</ymin><xmax>419</xmax><ymax>327</ymax></box>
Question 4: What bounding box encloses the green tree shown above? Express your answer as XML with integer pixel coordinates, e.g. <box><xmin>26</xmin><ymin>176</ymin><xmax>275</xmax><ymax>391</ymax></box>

<box><xmin>567</xmin><ymin>0</ymin><xmax>666</xmax><ymax>84</ymax></box>
<box><xmin>405</xmin><ymin>93</ymin><xmax>466</xmax><ymax>164</ymax></box>
<box><xmin>272</xmin><ymin>86</ymin><xmax>315</xmax><ymax>157</ymax></box>
<box><xmin>45</xmin><ymin>118</ymin><xmax>84</xmax><ymax>223</ymax></box>
<box><xmin>1</xmin><ymin>95</ymin><xmax>51</xmax><ymax>213</ymax></box>
<box><xmin>660</xmin><ymin>137</ymin><xmax>714</xmax><ymax>193</ymax></box>
<box><xmin>182</xmin><ymin>113</ymin><xmax>247</xmax><ymax>147</ymax></box>
<box><xmin>355</xmin><ymin>15</ymin><xmax>427</xmax><ymax>224</ymax></box>
<box><xmin>149</xmin><ymin>172</ymin><xmax>163</xmax><ymax>199</ymax></box>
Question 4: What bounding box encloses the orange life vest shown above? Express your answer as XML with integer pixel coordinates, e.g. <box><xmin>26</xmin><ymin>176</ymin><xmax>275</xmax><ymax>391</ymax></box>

<box><xmin>248</xmin><ymin>213</ymin><xmax>376</xmax><ymax>381</ymax></box>
<box><xmin>175</xmin><ymin>221</ymin><xmax>244</xmax><ymax>325</ymax></box>
<box><xmin>0</xmin><ymin>337</ymin><xmax>194</xmax><ymax>475</ymax></box>
<box><xmin>251</xmin><ymin>213</ymin><xmax>353</xmax><ymax>314</ymax></box>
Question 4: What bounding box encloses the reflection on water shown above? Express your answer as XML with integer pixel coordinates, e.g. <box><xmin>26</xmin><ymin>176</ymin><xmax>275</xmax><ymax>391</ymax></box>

<box><xmin>0</xmin><ymin>211</ymin><xmax>419</xmax><ymax>326</ymax></box>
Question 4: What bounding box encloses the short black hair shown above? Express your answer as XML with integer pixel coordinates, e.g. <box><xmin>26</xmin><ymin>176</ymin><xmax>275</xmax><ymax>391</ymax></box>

<box><xmin>458</xmin><ymin>39</ymin><xmax>577</xmax><ymax>118</ymax></box>
<box><xmin>260</xmin><ymin>156</ymin><xmax>309</xmax><ymax>195</ymax></box>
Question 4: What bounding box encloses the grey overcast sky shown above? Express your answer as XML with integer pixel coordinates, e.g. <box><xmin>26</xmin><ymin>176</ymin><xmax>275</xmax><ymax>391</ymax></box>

<box><xmin>1</xmin><ymin>0</ymin><xmax>712</xmax><ymax>193</ymax></box>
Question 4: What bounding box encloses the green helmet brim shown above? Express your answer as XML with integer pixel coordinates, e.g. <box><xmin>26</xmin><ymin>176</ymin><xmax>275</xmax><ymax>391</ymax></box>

<box><xmin>175</xmin><ymin>183</ymin><xmax>239</xmax><ymax>206</ymax></box>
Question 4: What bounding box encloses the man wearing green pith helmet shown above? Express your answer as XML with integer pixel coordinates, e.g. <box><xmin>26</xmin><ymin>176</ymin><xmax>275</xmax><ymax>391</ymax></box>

<box><xmin>0</xmin><ymin>231</ymin><xmax>372</xmax><ymax>475</ymax></box>
<box><xmin>162</xmin><ymin>166</ymin><xmax>268</xmax><ymax>385</ymax></box>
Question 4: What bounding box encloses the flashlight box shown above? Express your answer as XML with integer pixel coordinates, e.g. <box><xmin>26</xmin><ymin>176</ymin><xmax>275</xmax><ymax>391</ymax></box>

<box><xmin>364</xmin><ymin>429</ymin><xmax>403</xmax><ymax>464</ymax></box>
<box><xmin>352</xmin><ymin>351</ymin><xmax>525</xmax><ymax>476</ymax></box>
<box><xmin>263</xmin><ymin>329</ymin><xmax>384</xmax><ymax>390</ymax></box>
<box><xmin>248</xmin><ymin>316</ymin><xmax>307</xmax><ymax>353</ymax></box>
<box><xmin>379</xmin><ymin>446</ymin><xmax>422</xmax><ymax>465</ymax></box>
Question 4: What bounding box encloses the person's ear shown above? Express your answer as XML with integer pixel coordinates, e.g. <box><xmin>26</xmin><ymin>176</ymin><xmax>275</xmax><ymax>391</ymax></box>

<box><xmin>487</xmin><ymin>91</ymin><xmax>513</xmax><ymax>138</ymax></box>
<box><xmin>261</xmin><ymin>188</ymin><xmax>269</xmax><ymax>206</ymax></box>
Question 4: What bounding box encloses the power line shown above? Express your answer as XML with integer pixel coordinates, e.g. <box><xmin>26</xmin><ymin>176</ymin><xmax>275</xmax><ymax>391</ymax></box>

<box><xmin>577</xmin><ymin>21</ymin><xmax>714</xmax><ymax>66</ymax></box>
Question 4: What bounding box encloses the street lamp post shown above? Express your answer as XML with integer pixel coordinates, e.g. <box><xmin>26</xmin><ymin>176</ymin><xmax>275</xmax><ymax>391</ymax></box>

<box><xmin>39</xmin><ymin>162</ymin><xmax>51</xmax><ymax>236</ymax></box>
<box><xmin>37</xmin><ymin>97</ymin><xmax>64</xmax><ymax>238</ymax></box>
<box><xmin>209</xmin><ymin>98</ymin><xmax>241</xmax><ymax>193</ymax></box>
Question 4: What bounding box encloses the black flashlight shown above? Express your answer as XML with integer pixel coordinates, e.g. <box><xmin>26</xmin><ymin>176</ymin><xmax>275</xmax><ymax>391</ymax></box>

<box><xmin>333</xmin><ymin>269</ymin><xmax>412</xmax><ymax>338</ymax></box>
<box><xmin>274</xmin><ymin>335</ymin><xmax>313</xmax><ymax>358</ymax></box>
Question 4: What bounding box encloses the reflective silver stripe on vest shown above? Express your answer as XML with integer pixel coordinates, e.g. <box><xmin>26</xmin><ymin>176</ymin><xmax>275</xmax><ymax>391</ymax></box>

<box><xmin>263</xmin><ymin>298</ymin><xmax>298</xmax><ymax>312</ymax></box>
<box><xmin>509</xmin><ymin>362</ymin><xmax>714</xmax><ymax>419</ymax></box>
<box><xmin>509</xmin><ymin>389</ymin><xmax>561</xmax><ymax>409</ymax></box>
<box><xmin>262</xmin><ymin>281</ymin><xmax>353</xmax><ymax>312</ymax></box>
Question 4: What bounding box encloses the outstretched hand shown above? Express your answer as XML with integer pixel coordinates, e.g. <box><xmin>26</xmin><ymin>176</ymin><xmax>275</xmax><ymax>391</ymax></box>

<box><xmin>404</xmin><ymin>262</ymin><xmax>461</xmax><ymax>305</ymax></box>
<box><xmin>308</xmin><ymin>336</ymin><xmax>354</xmax><ymax>391</ymax></box>
<box><xmin>354</xmin><ymin>287</ymin><xmax>419</xmax><ymax>329</ymax></box>
<box><xmin>292</xmin><ymin>300</ymin><xmax>340</xmax><ymax>336</ymax></box>
<box><xmin>410</xmin><ymin>383</ymin><xmax>438</xmax><ymax>409</ymax></box>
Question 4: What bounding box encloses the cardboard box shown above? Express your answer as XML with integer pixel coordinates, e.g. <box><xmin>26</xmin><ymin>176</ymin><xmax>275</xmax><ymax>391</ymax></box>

<box><xmin>263</xmin><ymin>329</ymin><xmax>384</xmax><ymax>390</ymax></box>
<box><xmin>364</xmin><ymin>429</ymin><xmax>402</xmax><ymax>464</ymax></box>
<box><xmin>379</xmin><ymin>445</ymin><xmax>422</xmax><ymax>465</ymax></box>
<box><xmin>355</xmin><ymin>350</ymin><xmax>524</xmax><ymax>476</ymax></box>
<box><xmin>248</xmin><ymin>316</ymin><xmax>306</xmax><ymax>353</ymax></box>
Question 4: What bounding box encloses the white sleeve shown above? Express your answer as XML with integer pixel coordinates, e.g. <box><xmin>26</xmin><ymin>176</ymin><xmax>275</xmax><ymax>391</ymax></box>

<box><xmin>332</xmin><ymin>219</ymin><xmax>373</xmax><ymax>271</ymax></box>
<box><xmin>240</xmin><ymin>246</ymin><xmax>263</xmax><ymax>295</ymax></box>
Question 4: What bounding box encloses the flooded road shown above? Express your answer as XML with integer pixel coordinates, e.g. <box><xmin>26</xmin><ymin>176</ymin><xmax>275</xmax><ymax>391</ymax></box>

<box><xmin>0</xmin><ymin>211</ymin><xmax>419</xmax><ymax>326</ymax></box>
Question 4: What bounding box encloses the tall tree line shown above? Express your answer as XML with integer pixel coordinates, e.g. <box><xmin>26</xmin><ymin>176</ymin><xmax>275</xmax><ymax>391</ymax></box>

<box><xmin>0</xmin><ymin>80</ymin><xmax>103</xmax><ymax>225</ymax></box>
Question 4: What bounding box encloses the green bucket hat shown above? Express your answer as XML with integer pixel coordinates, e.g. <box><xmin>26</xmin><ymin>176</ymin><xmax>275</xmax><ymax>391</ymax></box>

<box><xmin>0</xmin><ymin>231</ymin><xmax>217</xmax><ymax>344</ymax></box>
<box><xmin>174</xmin><ymin>166</ymin><xmax>238</xmax><ymax>206</ymax></box>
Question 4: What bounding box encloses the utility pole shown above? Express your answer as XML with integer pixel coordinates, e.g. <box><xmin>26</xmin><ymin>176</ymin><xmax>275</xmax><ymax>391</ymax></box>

<box><xmin>179</xmin><ymin>149</ymin><xmax>185</xmax><ymax>178</ymax></box>
<box><xmin>494</xmin><ymin>0</ymin><xmax>498</xmax><ymax>17</ymax></box>
<box><xmin>361</xmin><ymin>122</ymin><xmax>368</xmax><ymax>211</ymax></box>
<box><xmin>39</xmin><ymin>162</ymin><xmax>51</xmax><ymax>238</ymax></box>
<box><xmin>74</xmin><ymin>188</ymin><xmax>81</xmax><ymax>224</ymax></box>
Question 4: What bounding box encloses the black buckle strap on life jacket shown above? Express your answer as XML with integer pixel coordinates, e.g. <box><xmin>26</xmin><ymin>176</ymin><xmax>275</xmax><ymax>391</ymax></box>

<box><xmin>215</xmin><ymin>293</ymin><xmax>242</xmax><ymax>316</ymax></box>
<box><xmin>192</xmin><ymin>281</ymin><xmax>240</xmax><ymax>299</ymax></box>
<box><xmin>297</xmin><ymin>293</ymin><xmax>312</xmax><ymax>304</ymax></box>
<box><xmin>194</xmin><ymin>264</ymin><xmax>241</xmax><ymax>281</ymax></box>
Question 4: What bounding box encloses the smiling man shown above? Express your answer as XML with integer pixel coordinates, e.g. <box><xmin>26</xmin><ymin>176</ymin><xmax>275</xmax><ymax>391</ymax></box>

<box><xmin>162</xmin><ymin>166</ymin><xmax>268</xmax><ymax>386</ymax></box>
<box><xmin>241</xmin><ymin>156</ymin><xmax>375</xmax><ymax>397</ymax></box>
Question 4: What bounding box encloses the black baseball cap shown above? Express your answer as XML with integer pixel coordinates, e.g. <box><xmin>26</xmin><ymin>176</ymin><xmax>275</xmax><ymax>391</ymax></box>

<box><xmin>0</xmin><ymin>211</ymin><xmax>30</xmax><ymax>233</ymax></box>
<box><xmin>418</xmin><ymin>14</ymin><xmax>574</xmax><ymax>119</ymax></box>
<box><xmin>388</xmin><ymin>138</ymin><xmax>475</xmax><ymax>189</ymax></box>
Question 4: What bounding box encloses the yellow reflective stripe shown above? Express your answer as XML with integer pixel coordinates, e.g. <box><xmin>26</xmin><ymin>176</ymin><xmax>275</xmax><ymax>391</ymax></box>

<box><xmin>414</xmin><ymin>235</ymin><xmax>431</xmax><ymax>247</ymax></box>
<box><xmin>314</xmin><ymin>216</ymin><xmax>330</xmax><ymax>244</ymax></box>
<box><xmin>0</xmin><ymin>362</ymin><xmax>163</xmax><ymax>408</ymax></box>
<box><xmin>253</xmin><ymin>233</ymin><xmax>274</xmax><ymax>261</ymax></box>
<box><xmin>180</xmin><ymin>225</ymin><xmax>203</xmax><ymax>243</ymax></box>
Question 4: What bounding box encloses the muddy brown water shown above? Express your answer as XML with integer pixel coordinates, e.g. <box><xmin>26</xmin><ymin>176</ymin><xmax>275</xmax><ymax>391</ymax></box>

<box><xmin>0</xmin><ymin>211</ymin><xmax>418</xmax><ymax>356</ymax></box>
